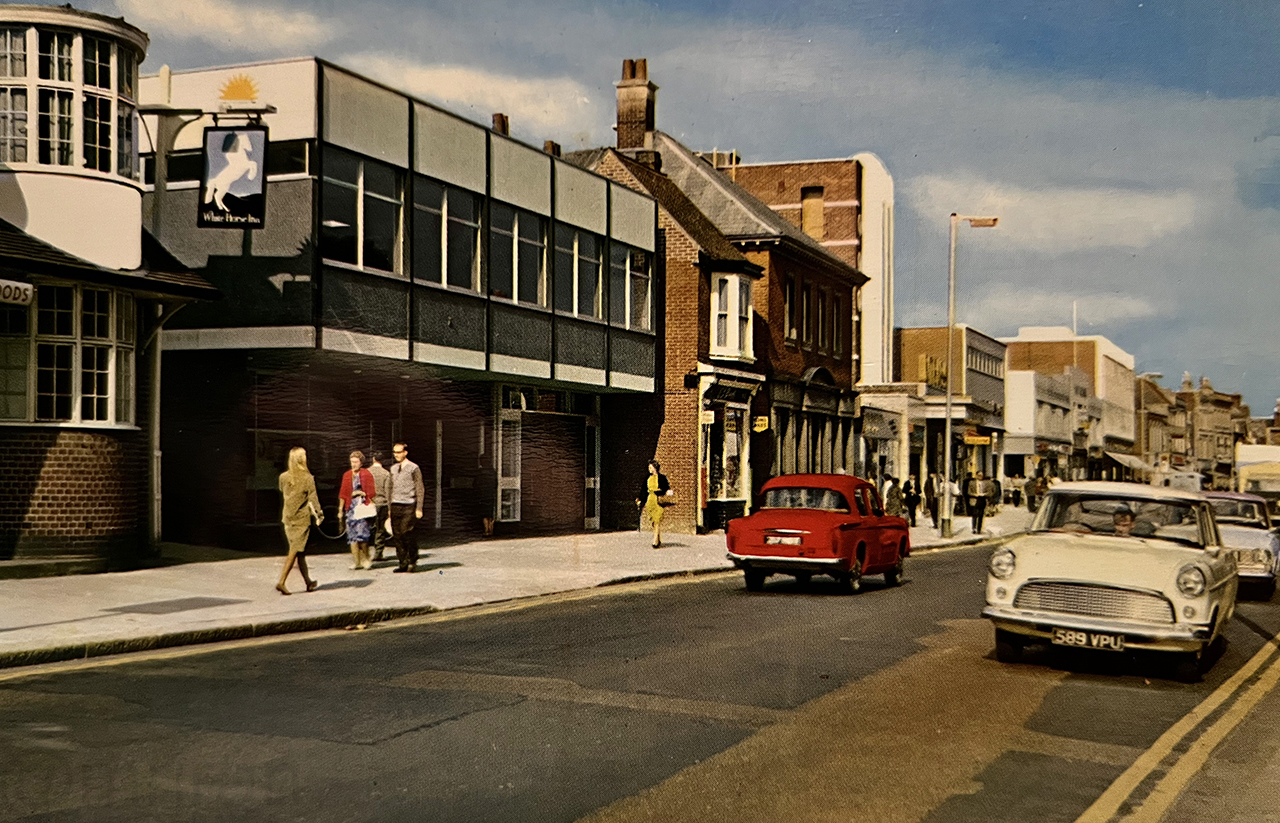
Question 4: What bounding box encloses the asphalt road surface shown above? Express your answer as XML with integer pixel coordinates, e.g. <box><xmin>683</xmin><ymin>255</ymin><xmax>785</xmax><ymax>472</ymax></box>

<box><xmin>2</xmin><ymin>543</ymin><xmax>1279</xmax><ymax>823</ymax></box>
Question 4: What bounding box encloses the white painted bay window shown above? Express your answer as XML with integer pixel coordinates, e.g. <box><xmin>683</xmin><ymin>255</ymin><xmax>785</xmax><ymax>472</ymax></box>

<box><xmin>711</xmin><ymin>273</ymin><xmax>753</xmax><ymax>360</ymax></box>
<box><xmin>0</xmin><ymin>284</ymin><xmax>135</xmax><ymax>425</ymax></box>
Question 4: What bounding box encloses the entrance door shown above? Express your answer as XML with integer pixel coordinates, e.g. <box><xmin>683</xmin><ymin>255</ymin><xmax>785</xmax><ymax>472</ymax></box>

<box><xmin>584</xmin><ymin>421</ymin><xmax>599</xmax><ymax>529</ymax></box>
<box><xmin>497</xmin><ymin>409</ymin><xmax>521</xmax><ymax>522</ymax></box>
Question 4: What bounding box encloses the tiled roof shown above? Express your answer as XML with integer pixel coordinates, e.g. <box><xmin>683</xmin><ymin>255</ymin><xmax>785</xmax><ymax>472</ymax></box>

<box><xmin>0</xmin><ymin>219</ymin><xmax>219</xmax><ymax>300</ymax></box>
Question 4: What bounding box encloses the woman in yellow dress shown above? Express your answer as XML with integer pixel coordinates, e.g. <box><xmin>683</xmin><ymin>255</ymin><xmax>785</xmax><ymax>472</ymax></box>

<box><xmin>637</xmin><ymin>459</ymin><xmax>671</xmax><ymax>548</ymax></box>
<box><xmin>276</xmin><ymin>446</ymin><xmax>323</xmax><ymax>595</ymax></box>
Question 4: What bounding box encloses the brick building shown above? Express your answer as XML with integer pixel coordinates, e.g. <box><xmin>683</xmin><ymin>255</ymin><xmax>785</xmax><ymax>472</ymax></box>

<box><xmin>571</xmin><ymin>59</ymin><xmax>866</xmax><ymax>530</ymax></box>
<box><xmin>141</xmin><ymin>57</ymin><xmax>657</xmax><ymax>548</ymax></box>
<box><xmin>1176</xmin><ymin>374</ymin><xmax>1248</xmax><ymax>489</ymax></box>
<box><xmin>0</xmin><ymin>6</ymin><xmax>216</xmax><ymax>572</ymax></box>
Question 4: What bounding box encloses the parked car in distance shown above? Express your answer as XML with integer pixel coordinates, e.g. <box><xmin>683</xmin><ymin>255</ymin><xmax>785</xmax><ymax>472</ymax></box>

<box><xmin>982</xmin><ymin>481</ymin><xmax>1238</xmax><ymax>680</ymax></box>
<box><xmin>726</xmin><ymin>474</ymin><xmax>910</xmax><ymax>593</ymax></box>
<box><xmin>1205</xmin><ymin>491</ymin><xmax>1277</xmax><ymax>600</ymax></box>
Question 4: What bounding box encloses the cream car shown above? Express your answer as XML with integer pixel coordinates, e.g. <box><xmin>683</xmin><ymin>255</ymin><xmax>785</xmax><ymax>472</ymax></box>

<box><xmin>982</xmin><ymin>481</ymin><xmax>1237</xmax><ymax>680</ymax></box>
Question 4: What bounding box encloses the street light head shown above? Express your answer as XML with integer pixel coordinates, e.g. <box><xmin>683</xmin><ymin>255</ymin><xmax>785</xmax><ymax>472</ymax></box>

<box><xmin>966</xmin><ymin>217</ymin><xmax>999</xmax><ymax>228</ymax></box>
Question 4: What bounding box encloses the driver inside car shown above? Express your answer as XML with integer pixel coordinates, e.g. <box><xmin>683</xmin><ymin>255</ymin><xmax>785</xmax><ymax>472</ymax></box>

<box><xmin>1113</xmin><ymin>507</ymin><xmax>1135</xmax><ymax>536</ymax></box>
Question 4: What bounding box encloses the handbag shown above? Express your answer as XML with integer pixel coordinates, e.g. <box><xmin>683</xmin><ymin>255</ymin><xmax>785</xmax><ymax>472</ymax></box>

<box><xmin>658</xmin><ymin>491</ymin><xmax>676</xmax><ymax>508</ymax></box>
<box><xmin>351</xmin><ymin>501</ymin><xmax>377</xmax><ymax>520</ymax></box>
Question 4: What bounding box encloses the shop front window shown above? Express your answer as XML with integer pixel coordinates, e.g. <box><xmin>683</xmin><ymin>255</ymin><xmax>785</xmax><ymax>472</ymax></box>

<box><xmin>705</xmin><ymin>405</ymin><xmax>747</xmax><ymax>499</ymax></box>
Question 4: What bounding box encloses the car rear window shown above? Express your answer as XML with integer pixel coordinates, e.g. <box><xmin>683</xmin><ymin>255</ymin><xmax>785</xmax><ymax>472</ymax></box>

<box><xmin>763</xmin><ymin>487</ymin><xmax>850</xmax><ymax>513</ymax></box>
<box><xmin>1210</xmin><ymin>499</ymin><xmax>1268</xmax><ymax>528</ymax></box>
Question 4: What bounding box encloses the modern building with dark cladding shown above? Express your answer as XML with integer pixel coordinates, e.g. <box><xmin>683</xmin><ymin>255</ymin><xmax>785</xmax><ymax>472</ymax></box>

<box><xmin>141</xmin><ymin>58</ymin><xmax>658</xmax><ymax>549</ymax></box>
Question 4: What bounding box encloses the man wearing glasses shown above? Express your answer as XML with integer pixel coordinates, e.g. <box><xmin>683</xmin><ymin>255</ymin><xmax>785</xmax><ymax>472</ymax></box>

<box><xmin>389</xmin><ymin>442</ymin><xmax>425</xmax><ymax>572</ymax></box>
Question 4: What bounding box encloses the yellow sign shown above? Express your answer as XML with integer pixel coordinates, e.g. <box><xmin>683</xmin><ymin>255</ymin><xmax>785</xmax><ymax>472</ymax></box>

<box><xmin>700</xmin><ymin>410</ymin><xmax>715</xmax><ymax>425</ymax></box>
<box><xmin>753</xmin><ymin>416</ymin><xmax>769</xmax><ymax>432</ymax></box>
<box><xmin>965</xmin><ymin>435</ymin><xmax>991</xmax><ymax>445</ymax></box>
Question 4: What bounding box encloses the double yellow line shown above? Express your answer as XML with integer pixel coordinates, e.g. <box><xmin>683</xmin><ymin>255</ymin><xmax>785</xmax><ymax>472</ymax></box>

<box><xmin>1076</xmin><ymin>628</ymin><xmax>1280</xmax><ymax>823</ymax></box>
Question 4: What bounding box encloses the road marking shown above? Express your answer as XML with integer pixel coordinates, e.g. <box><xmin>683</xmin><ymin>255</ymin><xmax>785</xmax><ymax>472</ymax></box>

<box><xmin>393</xmin><ymin>669</ymin><xmax>793</xmax><ymax>728</ymax></box>
<box><xmin>1074</xmin><ymin>631</ymin><xmax>1280</xmax><ymax>823</ymax></box>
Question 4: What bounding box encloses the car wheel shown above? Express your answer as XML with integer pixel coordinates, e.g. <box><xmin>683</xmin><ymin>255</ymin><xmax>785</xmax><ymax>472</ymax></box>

<box><xmin>994</xmin><ymin>629</ymin><xmax>1024</xmax><ymax>663</ymax></box>
<box><xmin>744</xmin><ymin>569</ymin><xmax>766</xmax><ymax>592</ymax></box>
<box><xmin>793</xmin><ymin>572</ymin><xmax>812</xmax><ymax>589</ymax></box>
<box><xmin>884</xmin><ymin>548</ymin><xmax>905</xmax><ymax>587</ymax></box>
<box><xmin>840</xmin><ymin>566</ymin><xmax>862</xmax><ymax>595</ymax></box>
<box><xmin>1174</xmin><ymin>648</ymin><xmax>1204</xmax><ymax>682</ymax></box>
<box><xmin>1262</xmin><ymin>580</ymin><xmax>1278</xmax><ymax>602</ymax></box>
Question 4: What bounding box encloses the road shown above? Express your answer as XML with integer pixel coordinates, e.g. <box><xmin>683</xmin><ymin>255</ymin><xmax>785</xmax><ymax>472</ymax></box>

<box><xmin>2</xmin><ymin>543</ymin><xmax>1278</xmax><ymax>822</ymax></box>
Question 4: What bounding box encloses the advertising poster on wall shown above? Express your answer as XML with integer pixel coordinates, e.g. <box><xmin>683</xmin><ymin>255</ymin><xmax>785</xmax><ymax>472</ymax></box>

<box><xmin>197</xmin><ymin>125</ymin><xmax>268</xmax><ymax>228</ymax></box>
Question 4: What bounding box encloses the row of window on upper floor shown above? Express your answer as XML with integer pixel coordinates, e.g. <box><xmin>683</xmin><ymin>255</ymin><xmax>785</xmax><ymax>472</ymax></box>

<box><xmin>782</xmin><ymin>276</ymin><xmax>851</xmax><ymax>364</ymax></box>
<box><xmin>0</xmin><ymin>27</ymin><xmax>140</xmax><ymax>177</ymax></box>
<box><xmin>323</xmin><ymin>147</ymin><xmax>652</xmax><ymax>332</ymax></box>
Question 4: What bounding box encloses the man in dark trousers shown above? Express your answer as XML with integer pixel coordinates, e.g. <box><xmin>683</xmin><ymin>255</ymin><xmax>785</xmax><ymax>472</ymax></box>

<box><xmin>966</xmin><ymin>471</ymin><xmax>994</xmax><ymax>535</ymax></box>
<box><xmin>389</xmin><ymin>442</ymin><xmax>425</xmax><ymax>573</ymax></box>
<box><xmin>368</xmin><ymin>452</ymin><xmax>392</xmax><ymax>561</ymax></box>
<box><xmin>924</xmin><ymin>472</ymin><xmax>941</xmax><ymax>529</ymax></box>
<box><xmin>903</xmin><ymin>474</ymin><xmax>921</xmax><ymax>527</ymax></box>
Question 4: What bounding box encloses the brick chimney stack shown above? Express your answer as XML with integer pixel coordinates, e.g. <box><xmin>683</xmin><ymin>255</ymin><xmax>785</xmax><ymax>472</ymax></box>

<box><xmin>615</xmin><ymin>58</ymin><xmax>657</xmax><ymax>150</ymax></box>
<box><xmin>492</xmin><ymin>113</ymin><xmax>509</xmax><ymax>135</ymax></box>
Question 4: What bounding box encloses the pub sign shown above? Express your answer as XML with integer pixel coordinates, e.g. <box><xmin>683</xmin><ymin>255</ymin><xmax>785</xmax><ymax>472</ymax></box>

<box><xmin>198</xmin><ymin>125</ymin><xmax>268</xmax><ymax>229</ymax></box>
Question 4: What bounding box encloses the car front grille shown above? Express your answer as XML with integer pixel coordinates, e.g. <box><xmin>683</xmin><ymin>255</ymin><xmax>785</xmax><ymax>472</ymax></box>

<box><xmin>1013</xmin><ymin>581</ymin><xmax>1175</xmax><ymax>624</ymax></box>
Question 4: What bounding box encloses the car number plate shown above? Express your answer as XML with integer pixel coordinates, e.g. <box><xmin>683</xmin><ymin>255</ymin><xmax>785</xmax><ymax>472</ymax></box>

<box><xmin>1051</xmin><ymin>628</ymin><xmax>1125</xmax><ymax>651</ymax></box>
<box><xmin>765</xmin><ymin>535</ymin><xmax>801</xmax><ymax>545</ymax></box>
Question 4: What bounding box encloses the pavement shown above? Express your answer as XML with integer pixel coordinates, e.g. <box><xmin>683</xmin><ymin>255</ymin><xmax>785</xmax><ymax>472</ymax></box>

<box><xmin>0</xmin><ymin>506</ymin><xmax>1032</xmax><ymax>670</ymax></box>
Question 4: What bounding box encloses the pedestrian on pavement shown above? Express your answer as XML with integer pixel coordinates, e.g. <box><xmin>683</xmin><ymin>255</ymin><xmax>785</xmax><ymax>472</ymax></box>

<box><xmin>903</xmin><ymin>474</ymin><xmax>921</xmax><ymax>527</ymax></box>
<box><xmin>1026</xmin><ymin>475</ymin><xmax>1041</xmax><ymax>512</ymax></box>
<box><xmin>960</xmin><ymin>472</ymin><xmax>973</xmax><ymax>516</ymax></box>
<box><xmin>636</xmin><ymin>459</ymin><xmax>671</xmax><ymax>548</ymax></box>
<box><xmin>389</xmin><ymin>441</ymin><xmax>425</xmax><ymax>573</ymax></box>
<box><xmin>1010</xmin><ymin>474</ymin><xmax>1023</xmax><ymax>507</ymax></box>
<box><xmin>276</xmin><ymin>446</ymin><xmax>321</xmax><ymax>596</ymax></box>
<box><xmin>368</xmin><ymin>452</ymin><xmax>391</xmax><ymax>561</ymax></box>
<box><xmin>924</xmin><ymin>472</ymin><xmax>941</xmax><ymax>528</ymax></box>
<box><xmin>339</xmin><ymin>451</ymin><xmax>376</xmax><ymax>570</ymax></box>
<box><xmin>884</xmin><ymin>475</ymin><xmax>905</xmax><ymax>518</ymax></box>
<box><xmin>966</xmin><ymin>471</ymin><xmax>994</xmax><ymax>535</ymax></box>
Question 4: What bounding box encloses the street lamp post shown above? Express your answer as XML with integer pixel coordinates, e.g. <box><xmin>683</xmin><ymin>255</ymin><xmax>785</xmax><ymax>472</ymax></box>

<box><xmin>940</xmin><ymin>213</ymin><xmax>999</xmax><ymax>538</ymax></box>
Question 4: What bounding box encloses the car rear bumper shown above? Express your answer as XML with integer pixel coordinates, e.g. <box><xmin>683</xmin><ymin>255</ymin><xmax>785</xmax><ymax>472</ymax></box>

<box><xmin>1235</xmin><ymin>566</ymin><xmax>1275</xmax><ymax>583</ymax></box>
<box><xmin>981</xmin><ymin>604</ymin><xmax>1213</xmax><ymax>653</ymax></box>
<box><xmin>727</xmin><ymin>551</ymin><xmax>848</xmax><ymax>574</ymax></box>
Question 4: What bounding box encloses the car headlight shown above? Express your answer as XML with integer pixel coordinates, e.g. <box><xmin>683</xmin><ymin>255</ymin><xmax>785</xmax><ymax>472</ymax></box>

<box><xmin>990</xmin><ymin>547</ymin><xmax>1016</xmax><ymax>579</ymax></box>
<box><xmin>1176</xmin><ymin>564</ymin><xmax>1206</xmax><ymax>597</ymax></box>
<box><xmin>1258</xmin><ymin>548</ymin><xmax>1274</xmax><ymax>567</ymax></box>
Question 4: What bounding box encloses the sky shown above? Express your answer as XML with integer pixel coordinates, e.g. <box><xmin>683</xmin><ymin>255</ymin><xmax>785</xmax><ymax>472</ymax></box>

<box><xmin>66</xmin><ymin>0</ymin><xmax>1280</xmax><ymax>412</ymax></box>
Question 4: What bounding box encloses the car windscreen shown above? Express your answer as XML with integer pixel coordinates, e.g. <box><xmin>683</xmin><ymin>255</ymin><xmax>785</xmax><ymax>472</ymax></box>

<box><xmin>1033</xmin><ymin>493</ymin><xmax>1205</xmax><ymax>548</ymax></box>
<box><xmin>763</xmin><ymin>487</ymin><xmax>850</xmax><ymax>513</ymax></box>
<box><xmin>1210</xmin><ymin>499</ymin><xmax>1268</xmax><ymax>528</ymax></box>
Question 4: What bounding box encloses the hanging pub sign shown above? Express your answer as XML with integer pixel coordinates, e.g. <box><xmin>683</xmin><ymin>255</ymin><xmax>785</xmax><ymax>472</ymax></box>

<box><xmin>197</xmin><ymin>125</ymin><xmax>268</xmax><ymax>229</ymax></box>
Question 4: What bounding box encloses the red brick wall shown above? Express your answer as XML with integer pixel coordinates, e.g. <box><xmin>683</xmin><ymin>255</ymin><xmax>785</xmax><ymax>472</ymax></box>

<box><xmin>1006</xmin><ymin>340</ymin><xmax>1097</xmax><ymax>394</ymax></box>
<box><xmin>751</xmin><ymin>248</ymin><xmax>854</xmax><ymax>389</ymax></box>
<box><xmin>0</xmin><ymin>428</ymin><xmax>148</xmax><ymax>559</ymax></box>
<box><xmin>732</xmin><ymin>160</ymin><xmax>861</xmax><ymax>270</ymax></box>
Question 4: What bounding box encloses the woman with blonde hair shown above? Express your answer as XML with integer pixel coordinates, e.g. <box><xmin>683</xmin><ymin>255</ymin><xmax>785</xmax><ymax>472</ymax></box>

<box><xmin>276</xmin><ymin>446</ymin><xmax>322</xmax><ymax>595</ymax></box>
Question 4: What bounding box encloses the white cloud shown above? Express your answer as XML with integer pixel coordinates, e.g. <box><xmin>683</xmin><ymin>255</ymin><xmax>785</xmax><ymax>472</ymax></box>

<box><xmin>907</xmin><ymin>173</ymin><xmax>1197</xmax><ymax>253</ymax></box>
<box><xmin>341</xmin><ymin>53</ymin><xmax>600</xmax><ymax>140</ymax></box>
<box><xmin>115</xmin><ymin>0</ymin><xmax>334</xmax><ymax>52</ymax></box>
<box><xmin>961</xmin><ymin>290</ymin><xmax>1159</xmax><ymax>333</ymax></box>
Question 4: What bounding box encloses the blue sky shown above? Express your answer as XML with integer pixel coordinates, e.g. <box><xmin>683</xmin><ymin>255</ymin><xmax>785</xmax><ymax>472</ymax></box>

<box><xmin>70</xmin><ymin>0</ymin><xmax>1280</xmax><ymax>411</ymax></box>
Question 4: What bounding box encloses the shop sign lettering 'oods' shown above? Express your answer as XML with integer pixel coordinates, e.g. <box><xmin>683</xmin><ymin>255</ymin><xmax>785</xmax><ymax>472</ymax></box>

<box><xmin>0</xmin><ymin>279</ymin><xmax>33</xmax><ymax>306</ymax></box>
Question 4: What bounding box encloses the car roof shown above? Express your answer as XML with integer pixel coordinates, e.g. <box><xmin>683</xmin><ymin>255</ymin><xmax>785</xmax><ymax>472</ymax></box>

<box><xmin>1205</xmin><ymin>491</ymin><xmax>1268</xmax><ymax>504</ymax></box>
<box><xmin>761</xmin><ymin>473</ymin><xmax>871</xmax><ymax>498</ymax></box>
<box><xmin>1047</xmin><ymin>480</ymin><xmax>1206</xmax><ymax>504</ymax></box>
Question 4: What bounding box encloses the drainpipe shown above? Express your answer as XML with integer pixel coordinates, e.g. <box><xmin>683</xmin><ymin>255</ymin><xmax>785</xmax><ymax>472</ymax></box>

<box><xmin>143</xmin><ymin>302</ymin><xmax>185</xmax><ymax>552</ymax></box>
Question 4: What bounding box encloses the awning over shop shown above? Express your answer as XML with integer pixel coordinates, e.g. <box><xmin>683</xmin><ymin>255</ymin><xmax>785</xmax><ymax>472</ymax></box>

<box><xmin>1106</xmin><ymin>451</ymin><xmax>1156</xmax><ymax>473</ymax></box>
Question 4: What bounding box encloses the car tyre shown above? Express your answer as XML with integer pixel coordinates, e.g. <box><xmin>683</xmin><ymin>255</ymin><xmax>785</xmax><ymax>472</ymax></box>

<box><xmin>884</xmin><ymin>548</ymin><xmax>905</xmax><ymax>587</ymax></box>
<box><xmin>994</xmin><ymin>629</ymin><xmax>1024</xmax><ymax>664</ymax></box>
<box><xmin>840</xmin><ymin>566</ymin><xmax>863</xmax><ymax>595</ymax></box>
<box><xmin>793</xmin><ymin>572</ymin><xmax>812</xmax><ymax>589</ymax></box>
<box><xmin>744</xmin><ymin>569</ymin><xmax>767</xmax><ymax>592</ymax></box>
<box><xmin>1173</xmin><ymin>648</ymin><xmax>1204</xmax><ymax>683</ymax></box>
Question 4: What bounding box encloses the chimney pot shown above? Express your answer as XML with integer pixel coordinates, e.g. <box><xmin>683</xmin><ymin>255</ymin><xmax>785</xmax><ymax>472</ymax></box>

<box><xmin>622</xmin><ymin>59</ymin><xmax>635</xmax><ymax>80</ymax></box>
<box><xmin>615</xmin><ymin>58</ymin><xmax>657</xmax><ymax>151</ymax></box>
<box><xmin>543</xmin><ymin>140</ymin><xmax>561</xmax><ymax>157</ymax></box>
<box><xmin>492</xmin><ymin>113</ymin><xmax>509</xmax><ymax>136</ymax></box>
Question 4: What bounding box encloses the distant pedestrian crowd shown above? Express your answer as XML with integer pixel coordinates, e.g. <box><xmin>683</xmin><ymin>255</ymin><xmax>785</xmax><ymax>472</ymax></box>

<box><xmin>274</xmin><ymin>442</ymin><xmax>426</xmax><ymax>595</ymax></box>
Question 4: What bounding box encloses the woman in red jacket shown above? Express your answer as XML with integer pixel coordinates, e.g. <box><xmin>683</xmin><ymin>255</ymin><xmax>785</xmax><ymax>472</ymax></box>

<box><xmin>339</xmin><ymin>451</ymin><xmax>376</xmax><ymax>570</ymax></box>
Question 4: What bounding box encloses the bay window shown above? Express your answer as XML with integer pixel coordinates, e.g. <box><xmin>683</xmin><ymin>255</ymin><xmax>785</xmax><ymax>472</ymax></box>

<box><xmin>82</xmin><ymin>92</ymin><xmax>110</xmax><ymax>172</ymax></box>
<box><xmin>37</xmin><ymin>31</ymin><xmax>71</xmax><ymax>82</ymax></box>
<box><xmin>411</xmin><ymin>176</ymin><xmax>482</xmax><ymax>291</ymax></box>
<box><xmin>711</xmin><ymin>273</ymin><xmax>753</xmax><ymax>360</ymax></box>
<box><xmin>488</xmin><ymin>202</ymin><xmax>546</xmax><ymax>306</ymax></box>
<box><xmin>37</xmin><ymin>87</ymin><xmax>72</xmax><ymax>166</ymax></box>
<box><xmin>0</xmin><ymin>28</ymin><xmax>26</xmax><ymax>78</ymax></box>
<box><xmin>82</xmin><ymin>37</ymin><xmax>110</xmax><ymax>89</ymax></box>
<box><xmin>0</xmin><ymin>285</ymin><xmax>135</xmax><ymax>425</ymax></box>
<box><xmin>0</xmin><ymin>86</ymin><xmax>26</xmax><ymax>162</ymax></box>
<box><xmin>320</xmin><ymin>147</ymin><xmax>403</xmax><ymax>275</ymax></box>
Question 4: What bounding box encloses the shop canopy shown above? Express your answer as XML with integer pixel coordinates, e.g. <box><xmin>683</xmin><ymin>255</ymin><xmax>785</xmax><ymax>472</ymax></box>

<box><xmin>1105</xmin><ymin>451</ymin><xmax>1157</xmax><ymax>473</ymax></box>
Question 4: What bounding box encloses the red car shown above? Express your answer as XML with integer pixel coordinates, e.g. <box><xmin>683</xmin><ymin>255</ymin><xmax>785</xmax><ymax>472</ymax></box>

<box><xmin>726</xmin><ymin>474</ymin><xmax>911</xmax><ymax>592</ymax></box>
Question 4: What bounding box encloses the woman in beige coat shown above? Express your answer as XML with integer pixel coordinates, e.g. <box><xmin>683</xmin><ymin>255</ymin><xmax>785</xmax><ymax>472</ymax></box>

<box><xmin>276</xmin><ymin>446</ymin><xmax>323</xmax><ymax>595</ymax></box>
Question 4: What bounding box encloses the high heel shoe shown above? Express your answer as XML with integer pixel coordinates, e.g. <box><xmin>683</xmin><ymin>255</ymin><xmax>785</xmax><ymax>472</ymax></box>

<box><xmin>276</xmin><ymin>583</ymin><xmax>291</xmax><ymax>596</ymax></box>
<box><xmin>306</xmin><ymin>579</ymin><xmax>319</xmax><ymax>593</ymax></box>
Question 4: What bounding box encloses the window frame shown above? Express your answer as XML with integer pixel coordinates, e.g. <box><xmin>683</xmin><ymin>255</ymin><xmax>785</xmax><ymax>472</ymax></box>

<box><xmin>488</xmin><ymin>201</ymin><xmax>547</xmax><ymax>307</ymax></box>
<box><xmin>710</xmin><ymin>273</ymin><xmax>754</xmax><ymax>361</ymax></box>
<box><xmin>320</xmin><ymin>147</ymin><xmax>404</xmax><ymax>276</ymax></box>
<box><xmin>0</xmin><ymin>283</ymin><xmax>137</xmax><ymax>427</ymax></box>
<box><xmin>552</xmin><ymin>225</ymin><xmax>605</xmax><ymax>321</ymax></box>
<box><xmin>0</xmin><ymin>28</ymin><xmax>27</xmax><ymax>79</ymax></box>
<box><xmin>411</xmin><ymin>174</ymin><xmax>481</xmax><ymax>292</ymax></box>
